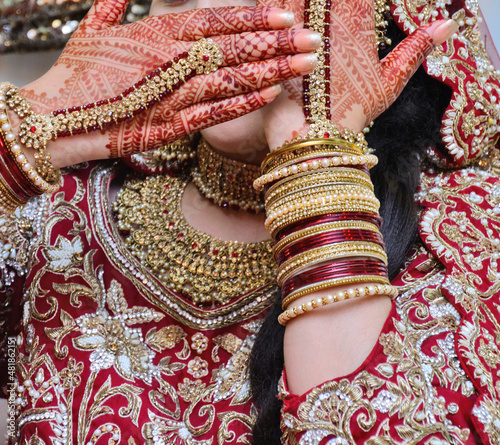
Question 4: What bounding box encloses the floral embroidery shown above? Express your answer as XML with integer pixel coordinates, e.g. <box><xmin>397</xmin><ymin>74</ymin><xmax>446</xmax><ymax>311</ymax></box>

<box><xmin>187</xmin><ymin>356</ymin><xmax>209</xmax><ymax>379</ymax></box>
<box><xmin>177</xmin><ymin>378</ymin><xmax>207</xmax><ymax>402</ymax></box>
<box><xmin>44</xmin><ymin>235</ymin><xmax>84</xmax><ymax>272</ymax></box>
<box><xmin>191</xmin><ymin>333</ymin><xmax>208</xmax><ymax>354</ymax></box>
<box><xmin>73</xmin><ymin>276</ymin><xmax>164</xmax><ymax>383</ymax></box>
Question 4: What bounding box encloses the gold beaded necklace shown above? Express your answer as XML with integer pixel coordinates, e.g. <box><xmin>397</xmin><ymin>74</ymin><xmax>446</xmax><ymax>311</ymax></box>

<box><xmin>113</xmin><ymin>170</ymin><xmax>276</xmax><ymax>307</ymax></box>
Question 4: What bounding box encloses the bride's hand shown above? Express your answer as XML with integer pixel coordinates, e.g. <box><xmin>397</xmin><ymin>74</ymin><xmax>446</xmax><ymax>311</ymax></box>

<box><xmin>261</xmin><ymin>0</ymin><xmax>459</xmax><ymax>150</ymax></box>
<box><xmin>12</xmin><ymin>0</ymin><xmax>321</xmax><ymax>166</ymax></box>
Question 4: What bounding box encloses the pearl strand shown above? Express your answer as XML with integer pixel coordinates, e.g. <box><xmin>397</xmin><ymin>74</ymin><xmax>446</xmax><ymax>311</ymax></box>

<box><xmin>254</xmin><ymin>154</ymin><xmax>378</xmax><ymax>191</ymax></box>
<box><xmin>278</xmin><ymin>283</ymin><xmax>398</xmax><ymax>325</ymax></box>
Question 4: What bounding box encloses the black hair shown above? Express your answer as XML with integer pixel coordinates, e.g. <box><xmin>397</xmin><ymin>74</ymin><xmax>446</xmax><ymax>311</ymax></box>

<box><xmin>249</xmin><ymin>19</ymin><xmax>452</xmax><ymax>445</ymax></box>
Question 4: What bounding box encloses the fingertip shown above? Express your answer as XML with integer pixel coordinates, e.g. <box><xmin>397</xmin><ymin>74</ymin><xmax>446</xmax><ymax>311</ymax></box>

<box><xmin>260</xmin><ymin>84</ymin><xmax>282</xmax><ymax>101</ymax></box>
<box><xmin>267</xmin><ymin>8</ymin><xmax>295</xmax><ymax>28</ymax></box>
<box><xmin>422</xmin><ymin>19</ymin><xmax>459</xmax><ymax>45</ymax></box>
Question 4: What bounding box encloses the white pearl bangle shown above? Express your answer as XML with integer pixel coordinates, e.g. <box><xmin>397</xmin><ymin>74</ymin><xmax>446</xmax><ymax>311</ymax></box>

<box><xmin>254</xmin><ymin>154</ymin><xmax>378</xmax><ymax>191</ymax></box>
<box><xmin>278</xmin><ymin>283</ymin><xmax>398</xmax><ymax>325</ymax></box>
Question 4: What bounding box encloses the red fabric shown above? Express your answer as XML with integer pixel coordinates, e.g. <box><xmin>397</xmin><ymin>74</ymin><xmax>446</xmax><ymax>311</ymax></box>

<box><xmin>12</xmin><ymin>162</ymin><xmax>272</xmax><ymax>444</ymax></box>
<box><xmin>281</xmin><ymin>166</ymin><xmax>500</xmax><ymax>444</ymax></box>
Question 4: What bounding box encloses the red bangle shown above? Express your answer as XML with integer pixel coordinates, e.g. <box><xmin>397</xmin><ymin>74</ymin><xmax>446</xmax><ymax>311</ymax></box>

<box><xmin>275</xmin><ymin>212</ymin><xmax>382</xmax><ymax>241</ymax></box>
<box><xmin>275</xmin><ymin>229</ymin><xmax>385</xmax><ymax>265</ymax></box>
<box><xmin>282</xmin><ymin>260</ymin><xmax>388</xmax><ymax>297</ymax></box>
<box><xmin>0</xmin><ymin>135</ymin><xmax>40</xmax><ymax>199</ymax></box>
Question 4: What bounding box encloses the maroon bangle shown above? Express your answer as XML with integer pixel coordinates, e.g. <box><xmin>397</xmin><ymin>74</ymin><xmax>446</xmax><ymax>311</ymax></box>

<box><xmin>275</xmin><ymin>229</ymin><xmax>385</xmax><ymax>265</ymax></box>
<box><xmin>282</xmin><ymin>260</ymin><xmax>388</xmax><ymax>297</ymax></box>
<box><xmin>275</xmin><ymin>212</ymin><xmax>382</xmax><ymax>242</ymax></box>
<box><xmin>0</xmin><ymin>135</ymin><xmax>40</xmax><ymax>199</ymax></box>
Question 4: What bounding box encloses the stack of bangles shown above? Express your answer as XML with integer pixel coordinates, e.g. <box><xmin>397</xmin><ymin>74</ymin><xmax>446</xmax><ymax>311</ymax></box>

<box><xmin>0</xmin><ymin>83</ymin><xmax>61</xmax><ymax>214</ymax></box>
<box><xmin>254</xmin><ymin>137</ymin><xmax>398</xmax><ymax>325</ymax></box>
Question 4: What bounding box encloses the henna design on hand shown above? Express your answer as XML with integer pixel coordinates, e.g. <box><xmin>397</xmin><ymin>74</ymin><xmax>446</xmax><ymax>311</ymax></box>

<box><xmin>262</xmin><ymin>0</ymin><xmax>438</xmax><ymax>148</ymax></box>
<box><xmin>18</xmin><ymin>0</ymin><xmax>314</xmax><ymax>163</ymax></box>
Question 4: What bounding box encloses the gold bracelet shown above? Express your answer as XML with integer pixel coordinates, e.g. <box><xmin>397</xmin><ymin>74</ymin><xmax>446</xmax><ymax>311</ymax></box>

<box><xmin>0</xmin><ymin>83</ymin><xmax>61</xmax><ymax>192</ymax></box>
<box><xmin>265</xmin><ymin>168</ymin><xmax>373</xmax><ymax>202</ymax></box>
<box><xmin>273</xmin><ymin>220</ymin><xmax>381</xmax><ymax>259</ymax></box>
<box><xmin>282</xmin><ymin>275</ymin><xmax>391</xmax><ymax>309</ymax></box>
<box><xmin>261</xmin><ymin>137</ymin><xmax>366</xmax><ymax>174</ymax></box>
<box><xmin>265</xmin><ymin>194</ymin><xmax>380</xmax><ymax>231</ymax></box>
<box><xmin>268</xmin><ymin>204</ymin><xmax>380</xmax><ymax>238</ymax></box>
<box><xmin>278</xmin><ymin>283</ymin><xmax>398</xmax><ymax>324</ymax></box>
<box><xmin>255</xmin><ymin>154</ymin><xmax>378</xmax><ymax>191</ymax></box>
<box><xmin>262</xmin><ymin>146</ymin><xmax>363</xmax><ymax>177</ymax></box>
<box><xmin>277</xmin><ymin>241</ymin><xmax>388</xmax><ymax>285</ymax></box>
<box><xmin>266</xmin><ymin>183</ymin><xmax>375</xmax><ymax>212</ymax></box>
<box><xmin>0</xmin><ymin>177</ymin><xmax>27</xmax><ymax>213</ymax></box>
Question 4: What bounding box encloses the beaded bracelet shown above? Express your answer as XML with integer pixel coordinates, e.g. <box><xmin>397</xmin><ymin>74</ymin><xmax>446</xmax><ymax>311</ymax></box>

<box><xmin>254</xmin><ymin>154</ymin><xmax>378</xmax><ymax>191</ymax></box>
<box><xmin>278</xmin><ymin>283</ymin><xmax>398</xmax><ymax>325</ymax></box>
<box><xmin>265</xmin><ymin>168</ymin><xmax>373</xmax><ymax>202</ymax></box>
<box><xmin>260</xmin><ymin>137</ymin><xmax>366</xmax><ymax>175</ymax></box>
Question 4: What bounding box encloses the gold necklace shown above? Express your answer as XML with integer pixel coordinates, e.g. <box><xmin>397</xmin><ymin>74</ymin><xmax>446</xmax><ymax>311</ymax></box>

<box><xmin>113</xmin><ymin>172</ymin><xmax>276</xmax><ymax>307</ymax></box>
<box><xmin>191</xmin><ymin>138</ymin><xmax>265</xmax><ymax>213</ymax></box>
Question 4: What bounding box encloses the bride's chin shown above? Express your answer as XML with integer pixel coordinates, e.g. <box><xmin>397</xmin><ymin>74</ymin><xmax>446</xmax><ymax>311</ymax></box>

<box><xmin>200</xmin><ymin>110</ymin><xmax>269</xmax><ymax>165</ymax></box>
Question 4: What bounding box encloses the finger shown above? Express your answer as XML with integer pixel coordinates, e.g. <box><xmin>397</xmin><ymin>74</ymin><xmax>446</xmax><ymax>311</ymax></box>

<box><xmin>154</xmin><ymin>6</ymin><xmax>295</xmax><ymax>40</ymax></box>
<box><xmin>213</xmin><ymin>29</ymin><xmax>321</xmax><ymax>66</ymax></box>
<box><xmin>381</xmin><ymin>19</ymin><xmax>458</xmax><ymax>99</ymax></box>
<box><xmin>257</xmin><ymin>0</ymin><xmax>283</xmax><ymax>8</ymax></box>
<box><xmin>79</xmin><ymin>0</ymin><xmax>130</xmax><ymax>32</ymax></box>
<box><xmin>170</xmin><ymin>53</ymin><xmax>317</xmax><ymax>108</ymax></box>
<box><xmin>153</xmin><ymin>87</ymin><xmax>282</xmax><ymax>147</ymax></box>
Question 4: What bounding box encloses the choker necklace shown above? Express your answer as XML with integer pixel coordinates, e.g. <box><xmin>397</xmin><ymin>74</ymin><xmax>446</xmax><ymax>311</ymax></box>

<box><xmin>191</xmin><ymin>138</ymin><xmax>265</xmax><ymax>213</ymax></box>
<box><xmin>113</xmin><ymin>172</ymin><xmax>276</xmax><ymax>307</ymax></box>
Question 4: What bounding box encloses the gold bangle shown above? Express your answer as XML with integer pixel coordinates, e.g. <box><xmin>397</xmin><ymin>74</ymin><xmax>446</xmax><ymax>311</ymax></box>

<box><xmin>278</xmin><ymin>283</ymin><xmax>398</xmax><ymax>324</ymax></box>
<box><xmin>268</xmin><ymin>204</ymin><xmax>380</xmax><ymax>238</ymax></box>
<box><xmin>266</xmin><ymin>183</ymin><xmax>375</xmax><ymax>212</ymax></box>
<box><xmin>273</xmin><ymin>220</ymin><xmax>381</xmax><ymax>259</ymax></box>
<box><xmin>266</xmin><ymin>196</ymin><xmax>380</xmax><ymax>232</ymax></box>
<box><xmin>0</xmin><ymin>178</ymin><xmax>27</xmax><ymax>213</ymax></box>
<box><xmin>261</xmin><ymin>138</ymin><xmax>365</xmax><ymax>174</ymax></box>
<box><xmin>277</xmin><ymin>241</ymin><xmax>388</xmax><ymax>285</ymax></box>
<box><xmin>254</xmin><ymin>154</ymin><xmax>378</xmax><ymax>191</ymax></box>
<box><xmin>266</xmin><ymin>177</ymin><xmax>374</xmax><ymax>207</ymax></box>
<box><xmin>262</xmin><ymin>146</ymin><xmax>363</xmax><ymax>177</ymax></box>
<box><xmin>282</xmin><ymin>276</ymin><xmax>391</xmax><ymax>309</ymax></box>
<box><xmin>265</xmin><ymin>168</ymin><xmax>373</xmax><ymax>202</ymax></box>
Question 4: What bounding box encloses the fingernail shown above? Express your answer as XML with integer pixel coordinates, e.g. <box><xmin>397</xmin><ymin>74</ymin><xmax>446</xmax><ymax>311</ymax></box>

<box><xmin>429</xmin><ymin>19</ymin><xmax>459</xmax><ymax>45</ymax></box>
<box><xmin>291</xmin><ymin>53</ymin><xmax>318</xmax><ymax>75</ymax></box>
<box><xmin>268</xmin><ymin>9</ymin><xmax>295</xmax><ymax>28</ymax></box>
<box><xmin>295</xmin><ymin>30</ymin><xmax>322</xmax><ymax>52</ymax></box>
<box><xmin>260</xmin><ymin>84</ymin><xmax>282</xmax><ymax>100</ymax></box>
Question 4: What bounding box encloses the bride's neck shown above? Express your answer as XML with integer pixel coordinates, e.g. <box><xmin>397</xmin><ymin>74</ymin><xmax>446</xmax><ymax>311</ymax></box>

<box><xmin>181</xmin><ymin>182</ymin><xmax>270</xmax><ymax>243</ymax></box>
